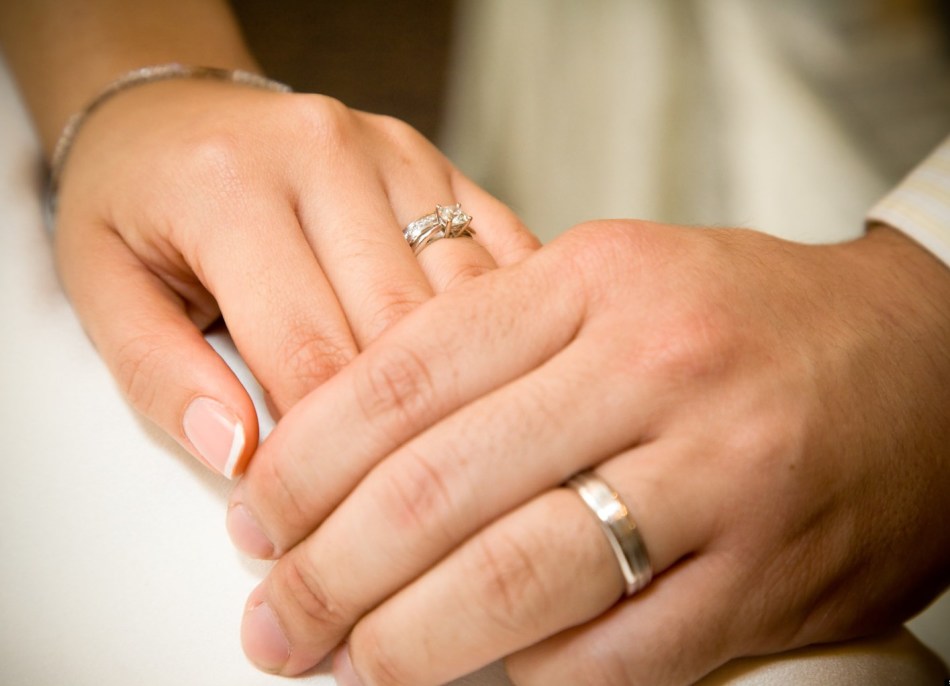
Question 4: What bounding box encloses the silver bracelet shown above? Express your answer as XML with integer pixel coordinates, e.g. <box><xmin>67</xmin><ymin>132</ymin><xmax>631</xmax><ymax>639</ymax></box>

<box><xmin>46</xmin><ymin>63</ymin><xmax>292</xmax><ymax>226</ymax></box>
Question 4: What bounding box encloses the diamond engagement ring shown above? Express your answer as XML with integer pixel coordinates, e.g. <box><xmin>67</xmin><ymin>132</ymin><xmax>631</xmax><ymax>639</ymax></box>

<box><xmin>404</xmin><ymin>204</ymin><xmax>476</xmax><ymax>255</ymax></box>
<box><xmin>566</xmin><ymin>469</ymin><xmax>653</xmax><ymax>597</ymax></box>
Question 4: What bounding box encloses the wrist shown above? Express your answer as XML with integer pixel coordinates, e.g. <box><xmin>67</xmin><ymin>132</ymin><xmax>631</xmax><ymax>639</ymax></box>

<box><xmin>842</xmin><ymin>225</ymin><xmax>950</xmax><ymax>339</ymax></box>
<box><xmin>853</xmin><ymin>223</ymin><xmax>950</xmax><ymax>307</ymax></box>
<box><xmin>0</xmin><ymin>1</ymin><xmax>261</xmax><ymax>157</ymax></box>
<box><xmin>46</xmin><ymin>66</ymin><xmax>290</xmax><ymax>229</ymax></box>
<box><xmin>41</xmin><ymin>49</ymin><xmax>263</xmax><ymax>157</ymax></box>
<box><xmin>836</xmin><ymin>223</ymin><xmax>950</xmax><ymax>451</ymax></box>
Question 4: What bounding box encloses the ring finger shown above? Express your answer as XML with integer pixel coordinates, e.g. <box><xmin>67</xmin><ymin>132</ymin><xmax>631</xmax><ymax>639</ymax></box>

<box><xmin>335</xmin><ymin>440</ymin><xmax>715</xmax><ymax>685</ymax></box>
<box><xmin>367</xmin><ymin>113</ymin><xmax>509</xmax><ymax>292</ymax></box>
<box><xmin>298</xmin><ymin>117</ymin><xmax>500</xmax><ymax>349</ymax></box>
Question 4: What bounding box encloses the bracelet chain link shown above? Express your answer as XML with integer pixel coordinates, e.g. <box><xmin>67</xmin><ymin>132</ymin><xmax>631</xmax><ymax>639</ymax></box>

<box><xmin>46</xmin><ymin>63</ymin><xmax>292</xmax><ymax>226</ymax></box>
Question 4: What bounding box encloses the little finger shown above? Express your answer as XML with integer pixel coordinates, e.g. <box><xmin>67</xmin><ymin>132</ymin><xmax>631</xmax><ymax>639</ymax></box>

<box><xmin>361</xmin><ymin>112</ymin><xmax>508</xmax><ymax>291</ymax></box>
<box><xmin>450</xmin><ymin>168</ymin><xmax>540</xmax><ymax>266</ymax></box>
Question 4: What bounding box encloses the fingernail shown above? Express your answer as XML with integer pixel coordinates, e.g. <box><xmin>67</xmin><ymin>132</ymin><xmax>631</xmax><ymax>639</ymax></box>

<box><xmin>242</xmin><ymin>602</ymin><xmax>290</xmax><ymax>672</ymax></box>
<box><xmin>227</xmin><ymin>503</ymin><xmax>275</xmax><ymax>558</ymax></box>
<box><xmin>334</xmin><ymin>645</ymin><xmax>365</xmax><ymax>686</ymax></box>
<box><xmin>182</xmin><ymin>396</ymin><xmax>245</xmax><ymax>478</ymax></box>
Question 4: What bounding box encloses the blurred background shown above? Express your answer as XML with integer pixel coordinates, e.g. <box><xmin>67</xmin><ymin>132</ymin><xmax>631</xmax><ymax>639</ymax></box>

<box><xmin>233</xmin><ymin>0</ymin><xmax>950</xmax><ymax>241</ymax></box>
<box><xmin>231</xmin><ymin>0</ymin><xmax>950</xmax><ymax>662</ymax></box>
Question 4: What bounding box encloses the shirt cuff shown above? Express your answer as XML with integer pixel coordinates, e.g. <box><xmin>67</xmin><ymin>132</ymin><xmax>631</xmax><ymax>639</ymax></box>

<box><xmin>866</xmin><ymin>134</ymin><xmax>950</xmax><ymax>268</ymax></box>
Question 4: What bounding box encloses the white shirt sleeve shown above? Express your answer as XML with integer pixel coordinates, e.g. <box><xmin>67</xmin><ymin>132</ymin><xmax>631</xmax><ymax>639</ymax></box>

<box><xmin>867</xmin><ymin>135</ymin><xmax>950</xmax><ymax>267</ymax></box>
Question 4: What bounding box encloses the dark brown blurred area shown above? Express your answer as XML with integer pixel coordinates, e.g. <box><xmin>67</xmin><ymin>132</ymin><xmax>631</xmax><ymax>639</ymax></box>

<box><xmin>229</xmin><ymin>0</ymin><xmax>455</xmax><ymax>142</ymax></box>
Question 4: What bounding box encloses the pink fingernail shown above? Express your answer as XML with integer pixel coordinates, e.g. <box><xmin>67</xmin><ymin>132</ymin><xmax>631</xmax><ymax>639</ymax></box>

<box><xmin>242</xmin><ymin>602</ymin><xmax>291</xmax><ymax>672</ymax></box>
<box><xmin>182</xmin><ymin>396</ymin><xmax>245</xmax><ymax>478</ymax></box>
<box><xmin>227</xmin><ymin>503</ymin><xmax>275</xmax><ymax>559</ymax></box>
<box><xmin>334</xmin><ymin>645</ymin><xmax>365</xmax><ymax>686</ymax></box>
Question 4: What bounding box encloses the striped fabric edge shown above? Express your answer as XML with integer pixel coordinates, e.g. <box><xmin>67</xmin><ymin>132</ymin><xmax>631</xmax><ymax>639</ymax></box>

<box><xmin>866</xmin><ymin>134</ymin><xmax>950</xmax><ymax>268</ymax></box>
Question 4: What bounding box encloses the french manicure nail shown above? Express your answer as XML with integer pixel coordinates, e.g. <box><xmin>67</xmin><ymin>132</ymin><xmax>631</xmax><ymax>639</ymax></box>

<box><xmin>334</xmin><ymin>645</ymin><xmax>365</xmax><ymax>686</ymax></box>
<box><xmin>242</xmin><ymin>602</ymin><xmax>290</xmax><ymax>672</ymax></box>
<box><xmin>227</xmin><ymin>503</ymin><xmax>275</xmax><ymax>559</ymax></box>
<box><xmin>182</xmin><ymin>396</ymin><xmax>245</xmax><ymax>478</ymax></box>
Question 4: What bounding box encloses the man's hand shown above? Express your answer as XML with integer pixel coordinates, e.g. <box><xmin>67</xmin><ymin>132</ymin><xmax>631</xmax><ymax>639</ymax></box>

<box><xmin>228</xmin><ymin>220</ymin><xmax>950</xmax><ymax>684</ymax></box>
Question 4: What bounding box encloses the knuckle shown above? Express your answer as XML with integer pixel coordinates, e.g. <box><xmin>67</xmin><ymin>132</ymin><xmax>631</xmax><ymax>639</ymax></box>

<box><xmin>498</xmin><ymin>227</ymin><xmax>542</xmax><ymax>263</ymax></box>
<box><xmin>367</xmin><ymin>112</ymin><xmax>430</xmax><ymax>153</ymax></box>
<box><xmin>635</xmin><ymin>306</ymin><xmax>733</xmax><ymax>384</ymax></box>
<box><xmin>570</xmin><ymin>219</ymin><xmax>649</xmax><ymax>264</ymax></box>
<box><xmin>275</xmin><ymin>328</ymin><xmax>355</xmax><ymax>401</ymax></box>
<box><xmin>252</xmin><ymin>451</ymin><xmax>314</xmax><ymax>539</ymax></box>
<box><xmin>468</xmin><ymin>529</ymin><xmax>550</xmax><ymax>638</ymax></box>
<box><xmin>379</xmin><ymin>447</ymin><xmax>456</xmax><ymax>538</ymax></box>
<box><xmin>292</xmin><ymin>95</ymin><xmax>358</xmax><ymax>157</ymax></box>
<box><xmin>364</xmin><ymin>289</ymin><xmax>425</xmax><ymax>341</ymax></box>
<box><xmin>362</xmin><ymin>111</ymin><xmax>443</xmax><ymax>173</ymax></box>
<box><xmin>354</xmin><ymin>342</ymin><xmax>436</xmax><ymax>427</ymax></box>
<box><xmin>350</xmin><ymin>623</ymin><xmax>415</xmax><ymax>686</ymax></box>
<box><xmin>370</xmin><ymin>112</ymin><xmax>418</xmax><ymax>140</ymax></box>
<box><xmin>555</xmin><ymin>220</ymin><xmax>651</xmax><ymax>307</ymax></box>
<box><xmin>277</xmin><ymin>553</ymin><xmax>351</xmax><ymax>633</ymax></box>
<box><xmin>439</xmin><ymin>261</ymin><xmax>492</xmax><ymax>292</ymax></box>
<box><xmin>112</xmin><ymin>332</ymin><xmax>173</xmax><ymax>418</ymax></box>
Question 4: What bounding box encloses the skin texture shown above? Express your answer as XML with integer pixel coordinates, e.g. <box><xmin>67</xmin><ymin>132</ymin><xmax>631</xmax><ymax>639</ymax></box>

<box><xmin>0</xmin><ymin>0</ymin><xmax>260</xmax><ymax>155</ymax></box>
<box><xmin>0</xmin><ymin>0</ymin><xmax>537</xmax><ymax>476</ymax></box>
<box><xmin>50</xmin><ymin>79</ymin><xmax>535</xmax><ymax>474</ymax></box>
<box><xmin>227</xmin><ymin>221</ymin><xmax>950</xmax><ymax>684</ymax></box>
<box><xmin>4</xmin><ymin>2</ymin><xmax>948</xmax><ymax>682</ymax></box>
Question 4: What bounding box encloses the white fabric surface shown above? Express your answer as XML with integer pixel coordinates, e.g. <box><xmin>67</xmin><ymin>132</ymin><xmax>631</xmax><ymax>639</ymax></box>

<box><xmin>442</xmin><ymin>0</ymin><xmax>888</xmax><ymax>245</ymax></box>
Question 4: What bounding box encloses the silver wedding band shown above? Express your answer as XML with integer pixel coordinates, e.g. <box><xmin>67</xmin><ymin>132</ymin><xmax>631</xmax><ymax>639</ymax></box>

<box><xmin>566</xmin><ymin>469</ymin><xmax>653</xmax><ymax>597</ymax></box>
<box><xmin>403</xmin><ymin>203</ymin><xmax>476</xmax><ymax>255</ymax></box>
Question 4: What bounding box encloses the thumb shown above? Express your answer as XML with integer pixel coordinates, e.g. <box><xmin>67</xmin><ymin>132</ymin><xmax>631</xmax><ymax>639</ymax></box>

<box><xmin>57</xmin><ymin>223</ymin><xmax>259</xmax><ymax>478</ymax></box>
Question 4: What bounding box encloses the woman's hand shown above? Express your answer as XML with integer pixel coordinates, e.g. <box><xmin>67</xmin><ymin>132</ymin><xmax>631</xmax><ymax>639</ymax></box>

<box><xmin>53</xmin><ymin>78</ymin><xmax>537</xmax><ymax>477</ymax></box>
<box><xmin>226</xmin><ymin>220</ymin><xmax>950</xmax><ymax>684</ymax></box>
